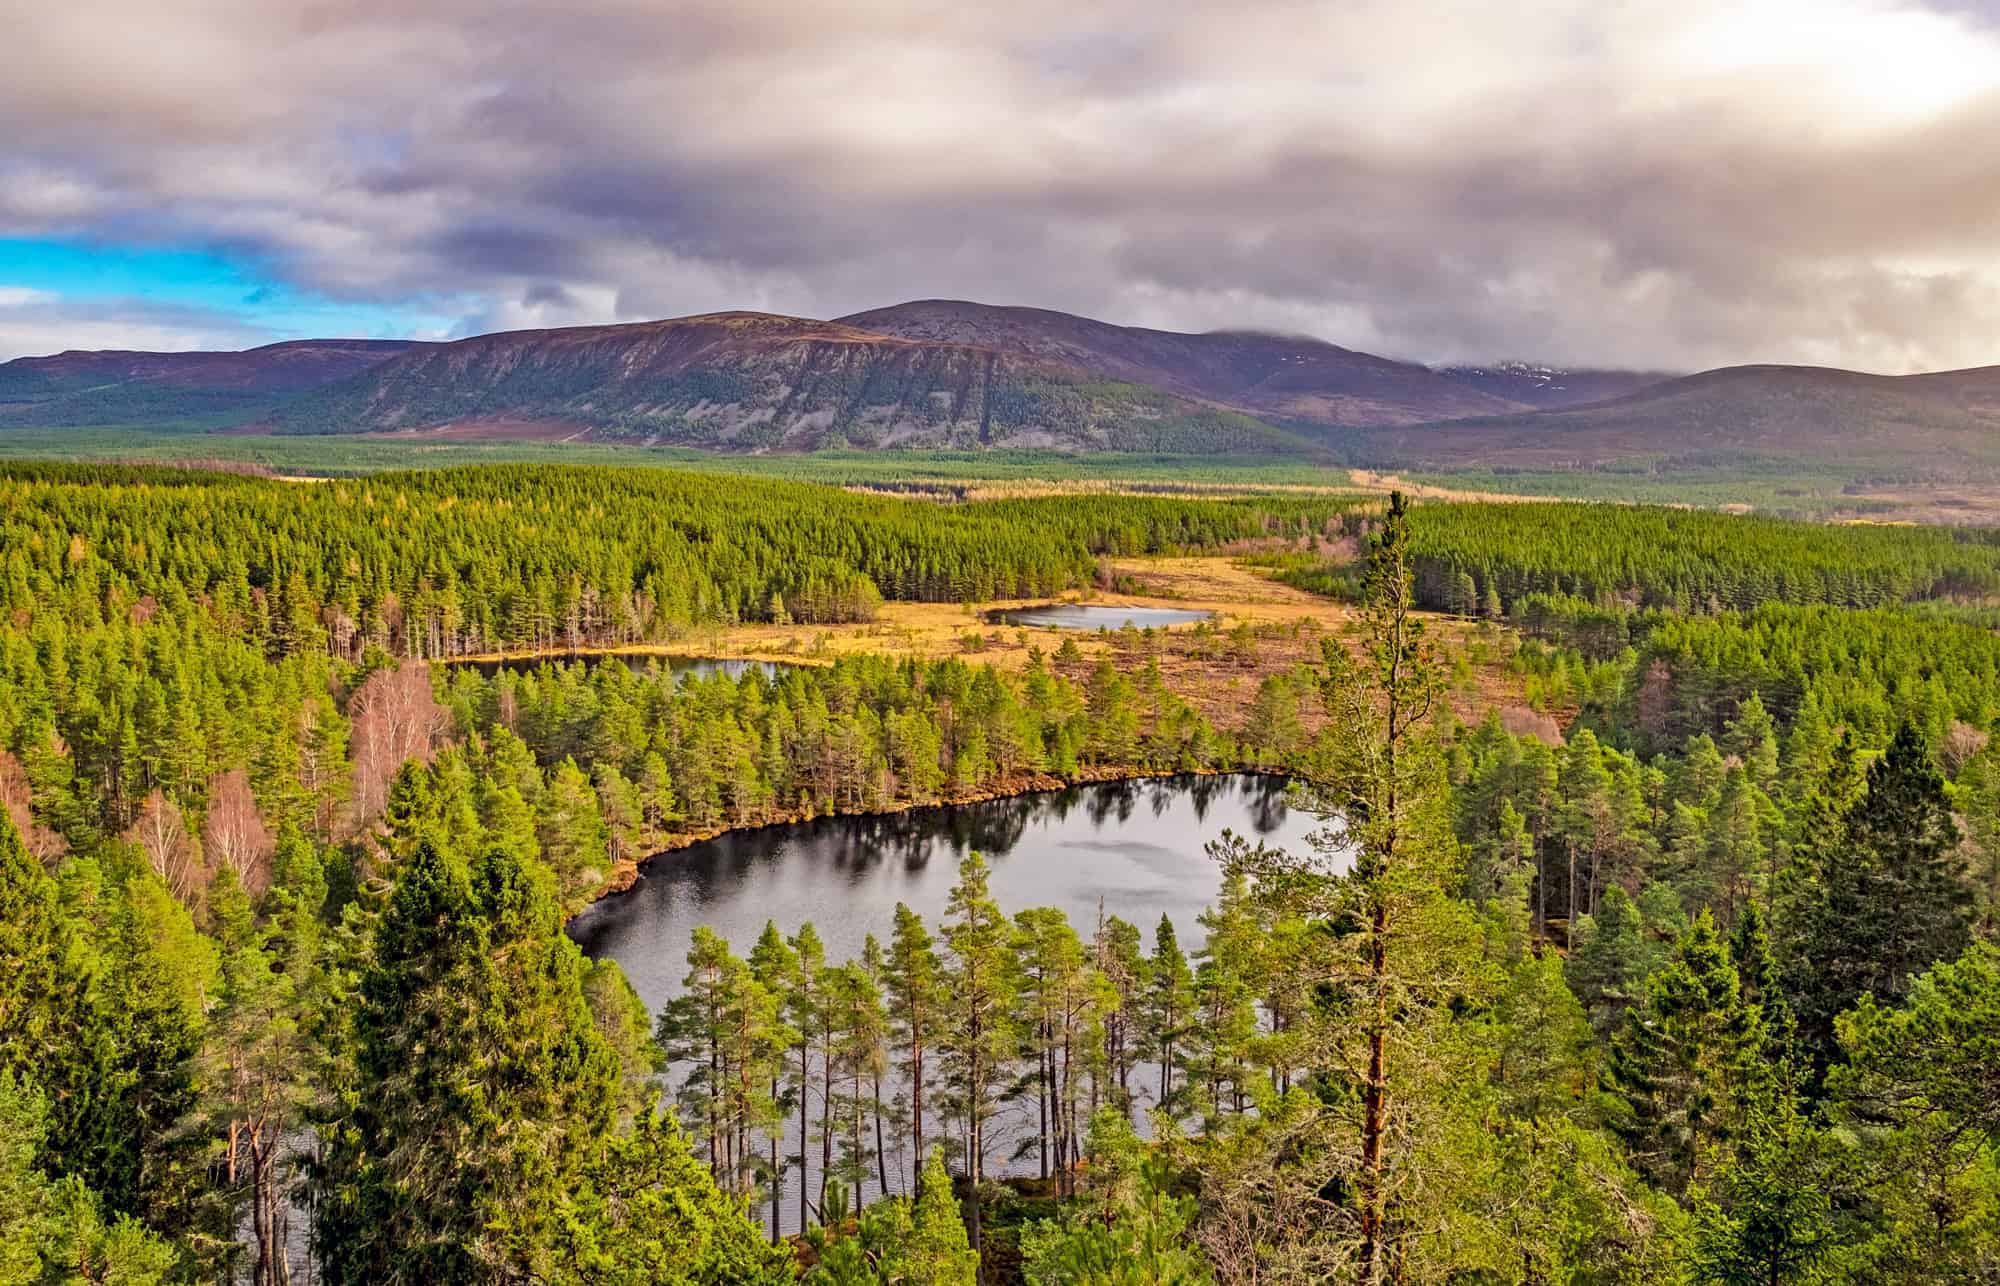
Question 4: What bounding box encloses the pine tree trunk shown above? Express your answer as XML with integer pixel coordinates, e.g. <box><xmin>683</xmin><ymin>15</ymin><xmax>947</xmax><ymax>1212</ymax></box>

<box><xmin>251</xmin><ymin>1149</ymin><xmax>270</xmax><ymax>1286</ymax></box>
<box><xmin>1566</xmin><ymin>839</ymin><xmax>1579</xmax><ymax>950</ymax></box>
<box><xmin>911</xmin><ymin>1038</ymin><xmax>924</xmax><ymax>1176</ymax></box>
<box><xmin>799</xmin><ymin>1045</ymin><xmax>811</xmax><ymax>1232</ymax></box>
<box><xmin>874</xmin><ymin>1071</ymin><xmax>890</xmax><ymax>1197</ymax></box>
<box><xmin>1038</xmin><ymin>1040</ymin><xmax>1050</xmax><ymax>1181</ymax></box>
<box><xmin>1358</xmin><ymin>899</ymin><xmax>1388</xmax><ymax>1286</ymax></box>
<box><xmin>769</xmin><ymin>1092</ymin><xmax>781</xmax><ymax>1243</ymax></box>
<box><xmin>1060</xmin><ymin>1023</ymin><xmax>1076</xmax><ymax>1197</ymax></box>
<box><xmin>821</xmin><ymin>1033</ymin><xmax>834</xmax><ymax>1212</ymax></box>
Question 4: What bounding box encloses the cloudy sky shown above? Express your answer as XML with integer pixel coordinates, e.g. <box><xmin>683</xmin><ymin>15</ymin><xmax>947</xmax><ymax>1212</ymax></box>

<box><xmin>6</xmin><ymin>0</ymin><xmax>2000</xmax><ymax>370</ymax></box>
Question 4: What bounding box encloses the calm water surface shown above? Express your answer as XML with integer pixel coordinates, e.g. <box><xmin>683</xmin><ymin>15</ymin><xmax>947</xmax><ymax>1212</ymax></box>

<box><xmin>450</xmin><ymin>652</ymin><xmax>786</xmax><ymax>682</ymax></box>
<box><xmin>985</xmin><ymin>604</ymin><xmax>1213</xmax><ymax>631</ymax></box>
<box><xmin>571</xmin><ymin>774</ymin><xmax>1325</xmax><ymax>1013</ymax></box>
<box><xmin>568</xmin><ymin>773</ymin><xmax>1332</xmax><ymax>1227</ymax></box>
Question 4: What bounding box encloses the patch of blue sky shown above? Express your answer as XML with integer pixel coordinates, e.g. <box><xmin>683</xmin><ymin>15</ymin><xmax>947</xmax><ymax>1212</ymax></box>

<box><xmin>0</xmin><ymin>237</ymin><xmax>458</xmax><ymax>342</ymax></box>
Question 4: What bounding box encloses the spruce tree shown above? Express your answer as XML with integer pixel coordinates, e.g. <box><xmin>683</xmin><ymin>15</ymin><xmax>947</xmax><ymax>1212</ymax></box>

<box><xmin>1566</xmin><ymin>884</ymin><xmax>1654</xmax><ymax>1038</ymax></box>
<box><xmin>1827</xmin><ymin>943</ymin><xmax>2000</xmax><ymax>1279</ymax></box>
<box><xmin>1780</xmin><ymin>723</ymin><xmax>1972</xmax><ymax>1072</ymax></box>
<box><xmin>310</xmin><ymin>839</ymin><xmax>622</xmax><ymax>1281</ymax></box>
<box><xmin>1605</xmin><ymin>911</ymin><xmax>1766</xmax><ymax>1197</ymax></box>
<box><xmin>1690</xmin><ymin>1073</ymin><xmax>1836</xmax><ymax>1286</ymax></box>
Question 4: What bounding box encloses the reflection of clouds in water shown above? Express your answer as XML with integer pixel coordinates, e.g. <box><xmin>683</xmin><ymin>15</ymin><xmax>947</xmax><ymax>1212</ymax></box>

<box><xmin>1060</xmin><ymin>838</ymin><xmax>1206</xmax><ymax>880</ymax></box>
<box><xmin>571</xmin><ymin>773</ymin><xmax>1333</xmax><ymax>1013</ymax></box>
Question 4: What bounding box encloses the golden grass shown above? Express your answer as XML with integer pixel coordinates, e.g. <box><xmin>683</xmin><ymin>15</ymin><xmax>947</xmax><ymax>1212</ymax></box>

<box><xmin>1344</xmin><ymin>469</ymin><xmax>1546</xmax><ymax>505</ymax></box>
<box><xmin>666</xmin><ymin>555</ymin><xmax>1532</xmax><ymax>727</ymax></box>
<box><xmin>452</xmin><ymin>555</ymin><xmax>1534</xmax><ymax>732</ymax></box>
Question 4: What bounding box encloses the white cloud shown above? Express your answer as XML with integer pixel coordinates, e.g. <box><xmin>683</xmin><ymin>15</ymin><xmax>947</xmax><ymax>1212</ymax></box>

<box><xmin>0</xmin><ymin>294</ymin><xmax>272</xmax><ymax>361</ymax></box>
<box><xmin>4</xmin><ymin>0</ymin><xmax>2000</xmax><ymax>369</ymax></box>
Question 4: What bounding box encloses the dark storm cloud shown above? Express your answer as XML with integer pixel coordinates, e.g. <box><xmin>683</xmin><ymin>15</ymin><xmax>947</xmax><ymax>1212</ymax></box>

<box><xmin>7</xmin><ymin>0</ymin><xmax>2000</xmax><ymax>369</ymax></box>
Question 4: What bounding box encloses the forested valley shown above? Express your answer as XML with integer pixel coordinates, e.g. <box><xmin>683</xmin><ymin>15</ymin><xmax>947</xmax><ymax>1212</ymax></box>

<box><xmin>1</xmin><ymin>463</ymin><xmax>1996</xmax><ymax>1283</ymax></box>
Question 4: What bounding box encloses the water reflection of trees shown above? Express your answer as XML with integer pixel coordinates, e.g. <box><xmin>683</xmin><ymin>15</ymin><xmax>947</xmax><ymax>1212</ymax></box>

<box><xmin>447</xmin><ymin>653</ymin><xmax>782</xmax><ymax>682</ymax></box>
<box><xmin>1245</xmin><ymin>774</ymin><xmax>1293</xmax><ymax>834</ymax></box>
<box><xmin>634</xmin><ymin>774</ymin><xmax>1297</xmax><ymax>893</ymax></box>
<box><xmin>576</xmin><ymin>773</ymin><xmax>1301</xmax><ymax>955</ymax></box>
<box><xmin>1186</xmin><ymin>773</ymin><xmax>1222</xmax><ymax>822</ymax></box>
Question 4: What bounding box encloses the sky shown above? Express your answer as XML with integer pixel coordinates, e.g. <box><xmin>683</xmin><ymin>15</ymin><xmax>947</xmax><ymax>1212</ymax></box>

<box><xmin>5</xmin><ymin>0</ymin><xmax>2000</xmax><ymax>370</ymax></box>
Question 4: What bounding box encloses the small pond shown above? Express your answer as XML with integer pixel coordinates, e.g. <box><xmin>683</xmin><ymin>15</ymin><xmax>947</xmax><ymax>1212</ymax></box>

<box><xmin>985</xmin><ymin>603</ymin><xmax>1213</xmax><ymax>631</ymax></box>
<box><xmin>448</xmin><ymin>653</ymin><xmax>788</xmax><ymax>682</ymax></box>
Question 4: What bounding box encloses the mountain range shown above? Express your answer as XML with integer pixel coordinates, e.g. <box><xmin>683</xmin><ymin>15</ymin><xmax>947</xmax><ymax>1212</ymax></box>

<box><xmin>5</xmin><ymin>300</ymin><xmax>2000</xmax><ymax>476</ymax></box>
<box><xmin>0</xmin><ymin>339</ymin><xmax>425</xmax><ymax>428</ymax></box>
<box><xmin>1363</xmin><ymin>363</ymin><xmax>2000</xmax><ymax>477</ymax></box>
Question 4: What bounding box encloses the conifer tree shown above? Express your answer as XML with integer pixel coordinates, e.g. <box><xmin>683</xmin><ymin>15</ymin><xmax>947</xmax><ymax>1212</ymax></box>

<box><xmin>549</xmin><ymin>1108</ymin><xmax>795</xmax><ymax>1285</ymax></box>
<box><xmin>204</xmin><ymin>867</ymin><xmax>313</xmax><ymax>1285</ymax></box>
<box><xmin>1193</xmin><ymin>876</ymin><xmax>1262</xmax><ymax>1121</ymax></box>
<box><xmin>788</xmin><ymin>921</ymin><xmax>827</xmax><ymax>1233</ymax></box>
<box><xmin>94</xmin><ymin>872</ymin><xmax>223</xmax><ymax>1262</ymax></box>
<box><xmin>0</xmin><ymin>812</ymin><xmax>92</xmax><ymax>1138</ymax></box>
<box><xmin>821</xmin><ymin>959</ymin><xmax>888</xmax><ymax>1200</ymax></box>
<box><xmin>1190</xmin><ymin>492</ymin><xmax>1496</xmax><ymax>1281</ymax></box>
<box><xmin>1141</xmin><ymin>916</ymin><xmax>1193</xmax><ymax>1109</ymax></box>
<box><xmin>1020</xmin><ymin>1110</ymin><xmax>1213</xmax><ymax>1285</ymax></box>
<box><xmin>1827</xmin><ymin>943</ymin><xmax>2000</xmax><ymax>1280</ymax></box>
<box><xmin>540</xmin><ymin>756</ymin><xmax>610</xmax><ymax>906</ymax></box>
<box><xmin>1309</xmin><ymin>491</ymin><xmax>1494</xmax><ymax>1281</ymax></box>
<box><xmin>857</xmin><ymin>933</ymin><xmax>896</xmax><ymax>1200</ymax></box>
<box><xmin>1566</xmin><ymin>884</ymin><xmax>1656</xmax><ymax>1038</ymax></box>
<box><xmin>660</xmin><ymin>926</ymin><xmax>747</xmax><ymax>1184</ymax></box>
<box><xmin>806</xmin><ymin>1148</ymin><xmax>977</xmax><ymax>1286</ymax></box>
<box><xmin>580</xmin><ymin>957</ymin><xmax>660</xmax><ymax>1121</ymax></box>
<box><xmin>310</xmin><ymin>839</ymin><xmax>622</xmax><ymax>1281</ymax></box>
<box><xmin>939</xmin><ymin>852</ymin><xmax>1017</xmax><ymax>1251</ymax></box>
<box><xmin>901</xmin><ymin>1148</ymin><xmax>980</xmax><ymax>1286</ymax></box>
<box><xmin>1091</xmin><ymin>912</ymin><xmax>1146</xmax><ymax>1117</ymax></box>
<box><xmin>747</xmin><ymin>920</ymin><xmax>800</xmax><ymax>1240</ymax></box>
<box><xmin>1690</xmin><ymin>1072</ymin><xmax>1836</xmax><ymax>1286</ymax></box>
<box><xmin>1780</xmin><ymin>723</ymin><xmax>1973</xmax><ymax>1072</ymax></box>
<box><xmin>886</xmin><ymin>903</ymin><xmax>945</xmax><ymax>1186</ymax></box>
<box><xmin>1727</xmin><ymin>901</ymin><xmax>1791</xmax><ymax>1050</ymax></box>
<box><xmin>0</xmin><ymin>1070</ymin><xmax>178</xmax><ymax>1284</ymax></box>
<box><xmin>1605</xmin><ymin>911</ymin><xmax>1766</xmax><ymax>1197</ymax></box>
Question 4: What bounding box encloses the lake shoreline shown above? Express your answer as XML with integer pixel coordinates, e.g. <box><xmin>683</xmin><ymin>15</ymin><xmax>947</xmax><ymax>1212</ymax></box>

<box><xmin>584</xmin><ymin>763</ymin><xmax>1293</xmax><ymax>907</ymax></box>
<box><xmin>444</xmin><ymin>641</ymin><xmax>832</xmax><ymax>668</ymax></box>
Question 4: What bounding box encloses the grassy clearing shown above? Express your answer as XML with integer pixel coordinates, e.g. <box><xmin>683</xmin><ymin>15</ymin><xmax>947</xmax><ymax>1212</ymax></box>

<box><xmin>1395</xmin><ymin>462</ymin><xmax>1899</xmax><ymax>517</ymax></box>
<box><xmin>662</xmin><ymin>555</ymin><xmax>1530</xmax><ymax>730</ymax></box>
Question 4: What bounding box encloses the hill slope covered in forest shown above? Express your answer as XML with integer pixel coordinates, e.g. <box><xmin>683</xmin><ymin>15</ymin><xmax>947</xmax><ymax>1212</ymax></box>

<box><xmin>1357</xmin><ymin>363</ymin><xmax>2000</xmax><ymax>477</ymax></box>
